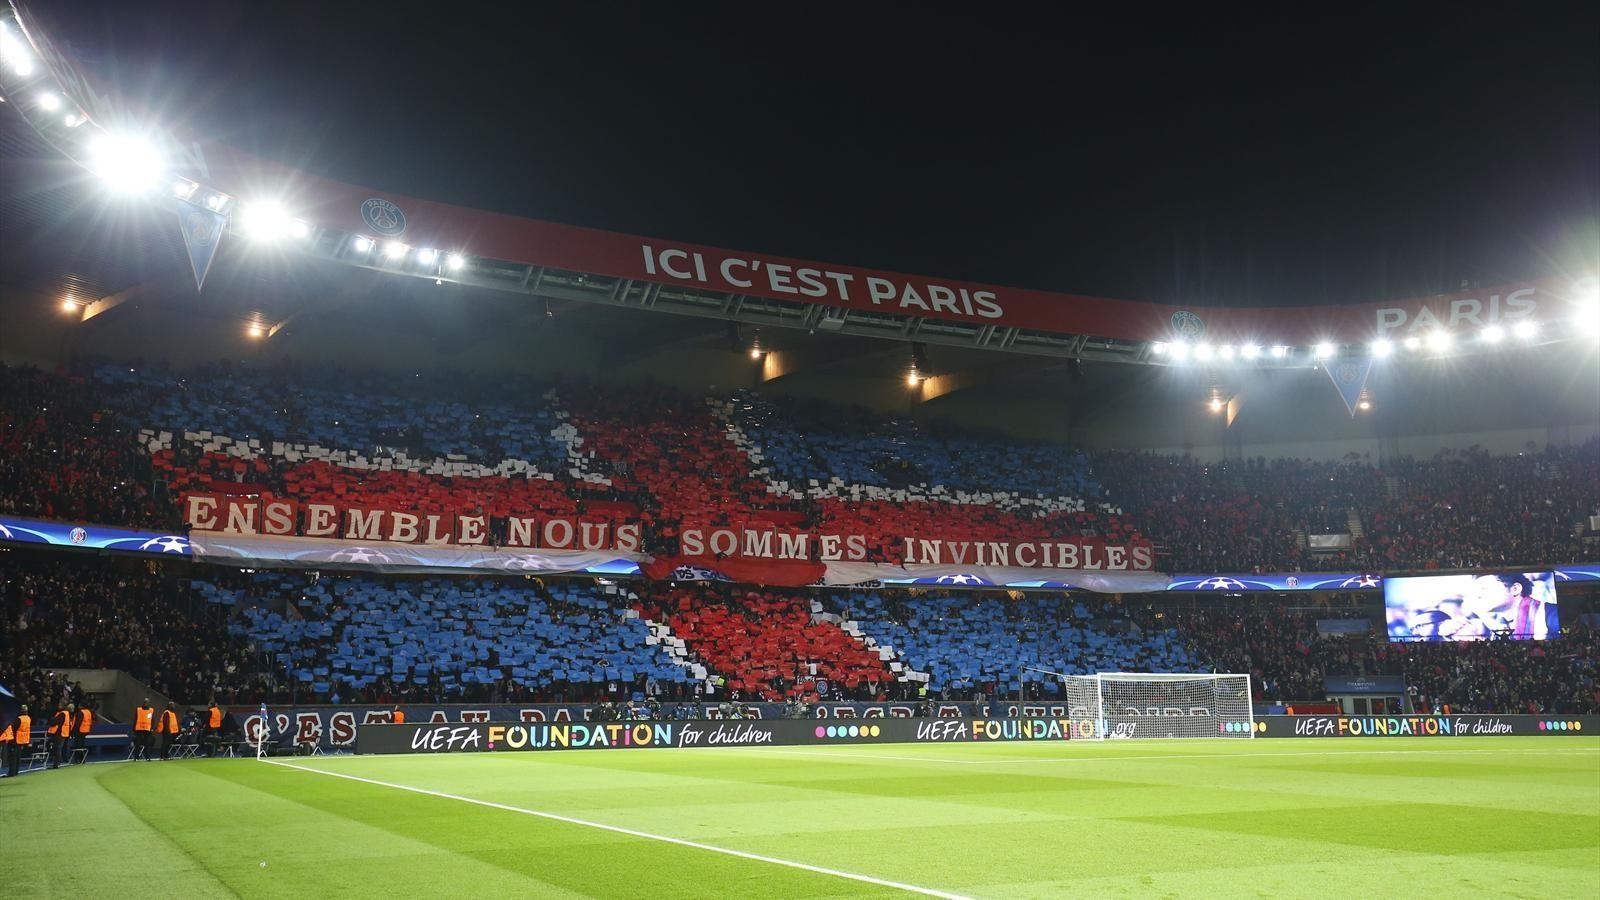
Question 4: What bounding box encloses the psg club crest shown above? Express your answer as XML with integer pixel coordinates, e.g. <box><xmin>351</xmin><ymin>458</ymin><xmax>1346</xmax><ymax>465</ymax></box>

<box><xmin>360</xmin><ymin>198</ymin><xmax>406</xmax><ymax>236</ymax></box>
<box><xmin>1170</xmin><ymin>310</ymin><xmax>1205</xmax><ymax>340</ymax></box>
<box><xmin>69</xmin><ymin>527</ymin><xmax>88</xmax><ymax>545</ymax></box>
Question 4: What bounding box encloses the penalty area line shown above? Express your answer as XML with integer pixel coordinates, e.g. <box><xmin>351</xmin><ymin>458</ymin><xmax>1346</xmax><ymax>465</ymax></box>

<box><xmin>259</xmin><ymin>758</ymin><xmax>971</xmax><ymax>900</ymax></box>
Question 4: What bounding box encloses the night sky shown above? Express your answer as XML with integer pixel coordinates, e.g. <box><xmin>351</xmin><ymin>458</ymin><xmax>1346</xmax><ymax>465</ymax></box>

<box><xmin>30</xmin><ymin>1</ymin><xmax>1600</xmax><ymax>308</ymax></box>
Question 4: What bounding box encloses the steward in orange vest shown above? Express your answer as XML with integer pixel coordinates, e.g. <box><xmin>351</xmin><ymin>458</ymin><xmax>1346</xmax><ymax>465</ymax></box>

<box><xmin>5</xmin><ymin>707</ymin><xmax>29</xmax><ymax>778</ymax></box>
<box><xmin>70</xmin><ymin>705</ymin><xmax>94</xmax><ymax>764</ymax></box>
<box><xmin>0</xmin><ymin>720</ymin><xmax>14</xmax><ymax>779</ymax></box>
<box><xmin>132</xmin><ymin>700</ymin><xmax>155</xmax><ymax>761</ymax></box>
<box><xmin>47</xmin><ymin>704</ymin><xmax>74</xmax><ymax>769</ymax></box>
<box><xmin>157</xmin><ymin>704</ymin><xmax>182</xmax><ymax>760</ymax></box>
<box><xmin>392</xmin><ymin>706</ymin><xmax>406</xmax><ymax>725</ymax></box>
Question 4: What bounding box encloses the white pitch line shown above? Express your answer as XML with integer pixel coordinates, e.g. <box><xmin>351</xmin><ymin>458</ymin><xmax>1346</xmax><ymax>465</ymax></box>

<box><xmin>260</xmin><ymin>758</ymin><xmax>972</xmax><ymax>900</ymax></box>
<box><xmin>740</xmin><ymin>745</ymin><xmax>1600</xmax><ymax>766</ymax></box>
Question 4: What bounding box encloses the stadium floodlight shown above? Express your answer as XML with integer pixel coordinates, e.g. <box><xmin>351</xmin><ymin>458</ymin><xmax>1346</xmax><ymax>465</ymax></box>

<box><xmin>37</xmin><ymin>92</ymin><xmax>61</xmax><ymax>111</ymax></box>
<box><xmin>60</xmin><ymin>297</ymin><xmax>76</xmax><ymax>313</ymax></box>
<box><xmin>86</xmin><ymin>132</ymin><xmax>165</xmax><ymax>195</ymax></box>
<box><xmin>383</xmin><ymin>240</ymin><xmax>408</xmax><ymax>260</ymax></box>
<box><xmin>416</xmin><ymin>248</ymin><xmax>438</xmax><ymax>265</ymax></box>
<box><xmin>1207</xmin><ymin>397</ymin><xmax>1224</xmax><ymax>413</ymax></box>
<box><xmin>1370</xmin><ymin>339</ymin><xmax>1393</xmax><ymax>358</ymax></box>
<box><xmin>1193</xmin><ymin>343</ymin><xmax>1214</xmax><ymax>361</ymax></box>
<box><xmin>247</xmin><ymin>322</ymin><xmax>264</xmax><ymax>338</ymax></box>
<box><xmin>446</xmin><ymin>253</ymin><xmax>466</xmax><ymax>271</ymax></box>
<box><xmin>352</xmin><ymin>236</ymin><xmax>374</xmax><ymax>253</ymax></box>
<box><xmin>240</xmin><ymin>202</ymin><xmax>293</xmax><ymax>241</ymax></box>
<box><xmin>1168</xmin><ymin>341</ymin><xmax>1190</xmax><ymax>360</ymax></box>
<box><xmin>1270</xmin><ymin>345</ymin><xmax>1289</xmax><ymax>358</ymax></box>
<box><xmin>1512</xmin><ymin>319</ymin><xmax>1538</xmax><ymax>340</ymax></box>
<box><xmin>172</xmin><ymin>179</ymin><xmax>198</xmax><ymax>200</ymax></box>
<box><xmin>64</xmin><ymin>113</ymin><xmax>83</xmax><ymax>128</ymax></box>
<box><xmin>1218</xmin><ymin>344</ymin><xmax>1235</xmax><ymax>360</ymax></box>
<box><xmin>906</xmin><ymin>369</ymin><xmax>922</xmax><ymax>387</ymax></box>
<box><xmin>0</xmin><ymin>20</ymin><xmax>35</xmax><ymax>77</ymax></box>
<box><xmin>1481</xmin><ymin>324</ymin><xmax>1505</xmax><ymax>343</ymax></box>
<box><xmin>289</xmin><ymin>220</ymin><xmax>310</xmax><ymax>239</ymax></box>
<box><xmin>1240</xmin><ymin>344</ymin><xmax>1261</xmax><ymax>359</ymax></box>
<box><xmin>205</xmin><ymin>192</ymin><xmax>229</xmax><ymax>212</ymax></box>
<box><xmin>1426</xmin><ymin>330</ymin><xmax>1452</xmax><ymax>353</ymax></box>
<box><xmin>1403</xmin><ymin>335</ymin><xmax>1422</xmax><ymax>350</ymax></box>
<box><xmin>1314</xmin><ymin>342</ymin><xmax>1336</xmax><ymax>360</ymax></box>
<box><xmin>1358</xmin><ymin>399</ymin><xmax>1372</xmax><ymax>411</ymax></box>
<box><xmin>1150</xmin><ymin>341</ymin><xmax>1168</xmax><ymax>356</ymax></box>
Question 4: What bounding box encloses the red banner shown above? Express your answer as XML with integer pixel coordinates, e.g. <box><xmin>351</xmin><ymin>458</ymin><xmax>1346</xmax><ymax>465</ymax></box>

<box><xmin>191</xmin><ymin>144</ymin><xmax>1595</xmax><ymax>345</ymax></box>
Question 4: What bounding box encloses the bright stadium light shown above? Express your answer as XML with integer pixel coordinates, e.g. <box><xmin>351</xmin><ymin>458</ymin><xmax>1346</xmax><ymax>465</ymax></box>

<box><xmin>37</xmin><ymin>92</ymin><xmax>61</xmax><ymax>111</ymax></box>
<box><xmin>205</xmin><ymin>192</ymin><xmax>229</xmax><ymax>211</ymax></box>
<box><xmin>1513</xmin><ymin>319</ymin><xmax>1539</xmax><ymax>340</ymax></box>
<box><xmin>352</xmin><ymin>236</ymin><xmax>374</xmax><ymax>253</ymax></box>
<box><xmin>247</xmin><ymin>322</ymin><xmax>264</xmax><ymax>339</ymax></box>
<box><xmin>1426</xmin><ymin>330</ymin><xmax>1452</xmax><ymax>353</ymax></box>
<box><xmin>1208</xmin><ymin>397</ymin><xmax>1224</xmax><ymax>413</ymax></box>
<box><xmin>1168</xmin><ymin>341</ymin><xmax>1190</xmax><ymax>360</ymax></box>
<box><xmin>289</xmin><ymin>220</ymin><xmax>310</xmax><ymax>239</ymax></box>
<box><xmin>86</xmin><ymin>133</ymin><xmax>165</xmax><ymax>195</ymax></box>
<box><xmin>1270</xmin><ymin>345</ymin><xmax>1289</xmax><ymax>359</ymax></box>
<box><xmin>1194</xmin><ymin>343</ymin><xmax>1214</xmax><ymax>361</ymax></box>
<box><xmin>60</xmin><ymin>297</ymin><xmax>76</xmax><ymax>313</ymax></box>
<box><xmin>1314</xmin><ymin>342</ymin><xmax>1336</xmax><ymax>360</ymax></box>
<box><xmin>416</xmin><ymin>248</ymin><xmax>438</xmax><ymax>265</ymax></box>
<box><xmin>1150</xmin><ymin>341</ymin><xmax>1168</xmax><ymax>356</ymax></box>
<box><xmin>383</xmin><ymin>241</ymin><xmax>408</xmax><ymax>260</ymax></box>
<box><xmin>1370</xmin><ymin>339</ymin><xmax>1393</xmax><ymax>358</ymax></box>
<box><xmin>1218</xmin><ymin>344</ymin><xmax>1235</xmax><ymax>360</ymax></box>
<box><xmin>240</xmin><ymin>202</ymin><xmax>293</xmax><ymax>241</ymax></box>
<box><xmin>1480</xmin><ymin>324</ymin><xmax>1505</xmax><ymax>343</ymax></box>
<box><xmin>1403</xmin><ymin>335</ymin><xmax>1422</xmax><ymax>350</ymax></box>
<box><xmin>1240</xmin><ymin>344</ymin><xmax>1261</xmax><ymax>359</ymax></box>
<box><xmin>446</xmin><ymin>253</ymin><xmax>466</xmax><ymax>271</ymax></box>
<box><xmin>64</xmin><ymin>113</ymin><xmax>83</xmax><ymax>128</ymax></box>
<box><xmin>1358</xmin><ymin>399</ymin><xmax>1372</xmax><ymax>411</ymax></box>
<box><xmin>172</xmin><ymin>179</ymin><xmax>197</xmax><ymax>200</ymax></box>
<box><xmin>0</xmin><ymin>20</ymin><xmax>35</xmax><ymax>77</ymax></box>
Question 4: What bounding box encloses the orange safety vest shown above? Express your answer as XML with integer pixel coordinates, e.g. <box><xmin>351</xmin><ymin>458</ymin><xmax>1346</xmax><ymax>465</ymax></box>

<box><xmin>134</xmin><ymin>707</ymin><xmax>154</xmax><ymax>732</ymax></box>
<box><xmin>160</xmin><ymin>710</ymin><xmax>180</xmax><ymax>734</ymax></box>
<box><xmin>49</xmin><ymin>710</ymin><xmax>71</xmax><ymax>737</ymax></box>
<box><xmin>392</xmin><ymin>710</ymin><xmax>405</xmax><ymax>725</ymax></box>
<box><xmin>208</xmin><ymin>706</ymin><xmax>223</xmax><ymax>729</ymax></box>
<box><xmin>15</xmin><ymin>714</ymin><xmax>31</xmax><ymax>745</ymax></box>
<box><xmin>77</xmin><ymin>708</ymin><xmax>94</xmax><ymax>734</ymax></box>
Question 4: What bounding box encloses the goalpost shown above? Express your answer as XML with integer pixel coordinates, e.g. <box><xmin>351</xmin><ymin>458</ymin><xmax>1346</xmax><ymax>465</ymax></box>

<box><xmin>1026</xmin><ymin>668</ymin><xmax>1255</xmax><ymax>739</ymax></box>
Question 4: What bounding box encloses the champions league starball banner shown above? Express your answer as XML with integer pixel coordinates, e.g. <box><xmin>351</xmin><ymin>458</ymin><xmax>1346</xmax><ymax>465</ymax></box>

<box><xmin>1167</xmin><ymin>573</ymin><xmax>1384</xmax><ymax>592</ymax></box>
<box><xmin>0</xmin><ymin>516</ymin><xmax>193</xmax><ymax>556</ymax></box>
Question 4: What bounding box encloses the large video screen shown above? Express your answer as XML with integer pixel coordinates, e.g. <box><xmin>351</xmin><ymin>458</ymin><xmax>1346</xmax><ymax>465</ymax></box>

<box><xmin>1384</xmin><ymin>571</ymin><xmax>1559</xmax><ymax>641</ymax></box>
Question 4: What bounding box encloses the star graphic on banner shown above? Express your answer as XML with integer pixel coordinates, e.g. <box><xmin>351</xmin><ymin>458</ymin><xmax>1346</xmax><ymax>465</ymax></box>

<box><xmin>937</xmin><ymin>574</ymin><xmax>979</xmax><ymax>585</ymax></box>
<box><xmin>139</xmin><ymin>535</ymin><xmax>191</xmax><ymax>554</ymax></box>
<box><xmin>332</xmin><ymin>547</ymin><xmax>386</xmax><ymax>563</ymax></box>
<box><xmin>505</xmin><ymin>555</ymin><xmax>552</xmax><ymax>571</ymax></box>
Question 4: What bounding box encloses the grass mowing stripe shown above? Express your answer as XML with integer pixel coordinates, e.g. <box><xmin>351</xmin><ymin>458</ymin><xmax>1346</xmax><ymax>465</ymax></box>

<box><xmin>261</xmin><ymin>758</ymin><xmax>973</xmax><ymax>900</ymax></box>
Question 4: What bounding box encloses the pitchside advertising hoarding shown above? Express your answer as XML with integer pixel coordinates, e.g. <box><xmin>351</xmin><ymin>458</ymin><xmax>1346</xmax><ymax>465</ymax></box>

<box><xmin>1258</xmin><ymin>715</ymin><xmax>1596</xmax><ymax>738</ymax></box>
<box><xmin>357</xmin><ymin>718</ymin><xmax>1096</xmax><ymax>755</ymax></box>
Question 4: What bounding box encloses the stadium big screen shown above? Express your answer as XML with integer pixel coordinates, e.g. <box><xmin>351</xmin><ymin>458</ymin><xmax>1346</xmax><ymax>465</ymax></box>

<box><xmin>1385</xmin><ymin>571</ymin><xmax>1560</xmax><ymax>641</ymax></box>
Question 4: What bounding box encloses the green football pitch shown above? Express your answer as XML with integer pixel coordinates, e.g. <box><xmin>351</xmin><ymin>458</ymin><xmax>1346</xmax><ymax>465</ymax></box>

<box><xmin>5</xmin><ymin>737</ymin><xmax>1598</xmax><ymax>898</ymax></box>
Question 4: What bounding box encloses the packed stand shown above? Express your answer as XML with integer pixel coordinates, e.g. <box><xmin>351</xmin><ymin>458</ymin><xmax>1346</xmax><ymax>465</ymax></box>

<box><xmin>633</xmin><ymin>584</ymin><xmax>896</xmax><ymax>701</ymax></box>
<box><xmin>827</xmin><ymin>592</ymin><xmax>1204</xmax><ymax>698</ymax></box>
<box><xmin>1169</xmin><ymin>602</ymin><xmax>1600</xmax><ymax>714</ymax></box>
<box><xmin>0</xmin><ymin>552</ymin><xmax>251</xmax><ymax>707</ymax></box>
<box><xmin>201</xmin><ymin>572</ymin><xmax>693</xmax><ymax>704</ymax></box>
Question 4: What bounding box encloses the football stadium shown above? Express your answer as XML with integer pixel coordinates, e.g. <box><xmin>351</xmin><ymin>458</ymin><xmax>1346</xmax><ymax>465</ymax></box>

<box><xmin>2</xmin><ymin>3</ymin><xmax>1599</xmax><ymax>897</ymax></box>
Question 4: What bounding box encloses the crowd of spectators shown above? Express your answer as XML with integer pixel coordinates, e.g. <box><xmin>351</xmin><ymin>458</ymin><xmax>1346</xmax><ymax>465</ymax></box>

<box><xmin>3</xmin><ymin>360</ymin><xmax>1595</xmax><ymax>574</ymax></box>
<box><xmin>0</xmin><ymin>551</ymin><xmax>255</xmax><ymax>709</ymax></box>
<box><xmin>1169</xmin><ymin>601</ymin><xmax>1600</xmax><ymax>714</ymax></box>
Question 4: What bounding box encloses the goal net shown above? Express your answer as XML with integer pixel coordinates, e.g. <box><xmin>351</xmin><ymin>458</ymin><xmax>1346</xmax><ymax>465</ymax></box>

<box><xmin>1059</xmin><ymin>672</ymin><xmax>1254</xmax><ymax>739</ymax></box>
